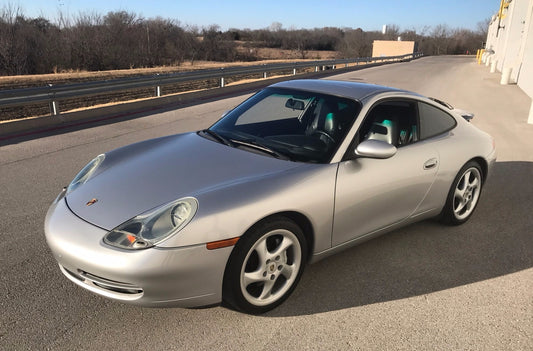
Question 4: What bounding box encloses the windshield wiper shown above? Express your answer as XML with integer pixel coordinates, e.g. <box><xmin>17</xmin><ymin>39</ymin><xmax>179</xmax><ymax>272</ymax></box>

<box><xmin>201</xmin><ymin>129</ymin><xmax>234</xmax><ymax>147</ymax></box>
<box><xmin>230</xmin><ymin>139</ymin><xmax>292</xmax><ymax>161</ymax></box>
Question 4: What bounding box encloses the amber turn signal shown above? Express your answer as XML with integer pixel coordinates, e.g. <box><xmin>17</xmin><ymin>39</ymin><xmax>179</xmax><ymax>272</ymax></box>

<box><xmin>206</xmin><ymin>237</ymin><xmax>240</xmax><ymax>250</ymax></box>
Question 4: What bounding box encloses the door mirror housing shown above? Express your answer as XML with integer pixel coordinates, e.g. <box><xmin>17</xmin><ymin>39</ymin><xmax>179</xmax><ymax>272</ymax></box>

<box><xmin>355</xmin><ymin>139</ymin><xmax>397</xmax><ymax>159</ymax></box>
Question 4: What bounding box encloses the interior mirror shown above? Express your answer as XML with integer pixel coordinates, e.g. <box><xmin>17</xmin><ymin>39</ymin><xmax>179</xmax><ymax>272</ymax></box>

<box><xmin>285</xmin><ymin>98</ymin><xmax>305</xmax><ymax>110</ymax></box>
<box><xmin>355</xmin><ymin>139</ymin><xmax>397</xmax><ymax>159</ymax></box>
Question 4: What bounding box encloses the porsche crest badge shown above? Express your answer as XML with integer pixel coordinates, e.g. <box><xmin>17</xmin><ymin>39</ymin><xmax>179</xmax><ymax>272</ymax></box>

<box><xmin>86</xmin><ymin>198</ymin><xmax>98</xmax><ymax>206</ymax></box>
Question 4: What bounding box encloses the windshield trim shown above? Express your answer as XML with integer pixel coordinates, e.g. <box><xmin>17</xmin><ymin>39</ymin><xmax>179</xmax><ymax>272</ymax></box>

<box><xmin>208</xmin><ymin>87</ymin><xmax>362</xmax><ymax>164</ymax></box>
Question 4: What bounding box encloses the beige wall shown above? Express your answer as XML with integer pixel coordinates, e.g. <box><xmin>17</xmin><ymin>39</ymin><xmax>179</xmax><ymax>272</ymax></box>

<box><xmin>372</xmin><ymin>40</ymin><xmax>415</xmax><ymax>57</ymax></box>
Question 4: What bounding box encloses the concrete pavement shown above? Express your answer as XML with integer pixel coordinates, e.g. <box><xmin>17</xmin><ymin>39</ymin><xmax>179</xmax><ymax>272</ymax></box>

<box><xmin>0</xmin><ymin>56</ymin><xmax>531</xmax><ymax>350</ymax></box>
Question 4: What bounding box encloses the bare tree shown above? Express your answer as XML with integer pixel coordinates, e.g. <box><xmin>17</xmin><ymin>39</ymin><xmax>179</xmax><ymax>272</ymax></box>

<box><xmin>184</xmin><ymin>25</ymin><xmax>200</xmax><ymax>65</ymax></box>
<box><xmin>0</xmin><ymin>7</ymin><xmax>493</xmax><ymax>76</ymax></box>
<box><xmin>477</xmin><ymin>17</ymin><xmax>491</xmax><ymax>37</ymax></box>
<box><xmin>201</xmin><ymin>25</ymin><xmax>237</xmax><ymax>61</ymax></box>
<box><xmin>0</xmin><ymin>3</ymin><xmax>25</xmax><ymax>74</ymax></box>
<box><xmin>68</xmin><ymin>12</ymin><xmax>104</xmax><ymax>71</ymax></box>
<box><xmin>430</xmin><ymin>24</ymin><xmax>451</xmax><ymax>55</ymax></box>
<box><xmin>269</xmin><ymin>22</ymin><xmax>282</xmax><ymax>32</ymax></box>
<box><xmin>384</xmin><ymin>24</ymin><xmax>401</xmax><ymax>40</ymax></box>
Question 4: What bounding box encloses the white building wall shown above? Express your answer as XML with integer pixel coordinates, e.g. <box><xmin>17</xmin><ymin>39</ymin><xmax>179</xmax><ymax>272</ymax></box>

<box><xmin>485</xmin><ymin>0</ymin><xmax>533</xmax><ymax>123</ymax></box>
<box><xmin>495</xmin><ymin>1</ymin><xmax>514</xmax><ymax>73</ymax></box>
<box><xmin>488</xmin><ymin>0</ymin><xmax>530</xmax><ymax>82</ymax></box>
<box><xmin>508</xmin><ymin>0</ymin><xmax>530</xmax><ymax>82</ymax></box>
<box><xmin>517</xmin><ymin>2</ymin><xmax>533</xmax><ymax>98</ymax></box>
<box><xmin>486</xmin><ymin>14</ymin><xmax>499</xmax><ymax>53</ymax></box>
<box><xmin>485</xmin><ymin>6</ymin><xmax>506</xmax><ymax>70</ymax></box>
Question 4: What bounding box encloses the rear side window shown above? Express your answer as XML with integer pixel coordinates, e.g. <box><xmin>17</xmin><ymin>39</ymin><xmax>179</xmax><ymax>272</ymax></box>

<box><xmin>418</xmin><ymin>102</ymin><xmax>457</xmax><ymax>139</ymax></box>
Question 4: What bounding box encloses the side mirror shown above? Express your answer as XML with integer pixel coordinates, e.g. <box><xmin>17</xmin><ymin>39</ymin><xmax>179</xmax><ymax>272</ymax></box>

<box><xmin>355</xmin><ymin>139</ymin><xmax>397</xmax><ymax>159</ymax></box>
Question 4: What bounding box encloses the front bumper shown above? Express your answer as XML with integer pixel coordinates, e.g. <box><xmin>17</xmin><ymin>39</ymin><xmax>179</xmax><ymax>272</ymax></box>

<box><xmin>44</xmin><ymin>198</ymin><xmax>232</xmax><ymax>307</ymax></box>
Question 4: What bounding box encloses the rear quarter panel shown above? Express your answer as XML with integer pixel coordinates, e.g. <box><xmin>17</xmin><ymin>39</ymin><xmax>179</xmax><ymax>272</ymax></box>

<box><xmin>424</xmin><ymin>116</ymin><xmax>496</xmax><ymax>213</ymax></box>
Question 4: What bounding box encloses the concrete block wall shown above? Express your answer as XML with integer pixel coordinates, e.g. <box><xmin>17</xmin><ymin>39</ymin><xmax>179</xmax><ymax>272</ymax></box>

<box><xmin>372</xmin><ymin>41</ymin><xmax>415</xmax><ymax>57</ymax></box>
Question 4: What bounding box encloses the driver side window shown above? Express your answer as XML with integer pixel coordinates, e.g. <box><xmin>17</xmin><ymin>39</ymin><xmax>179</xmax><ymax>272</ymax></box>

<box><xmin>359</xmin><ymin>100</ymin><xmax>418</xmax><ymax>147</ymax></box>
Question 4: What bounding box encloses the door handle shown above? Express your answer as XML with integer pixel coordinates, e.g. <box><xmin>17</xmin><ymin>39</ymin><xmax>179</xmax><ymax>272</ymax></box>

<box><xmin>423</xmin><ymin>158</ymin><xmax>438</xmax><ymax>170</ymax></box>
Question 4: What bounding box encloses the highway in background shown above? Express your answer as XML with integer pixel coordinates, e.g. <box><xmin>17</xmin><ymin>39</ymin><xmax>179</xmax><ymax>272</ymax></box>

<box><xmin>1</xmin><ymin>56</ymin><xmax>532</xmax><ymax>350</ymax></box>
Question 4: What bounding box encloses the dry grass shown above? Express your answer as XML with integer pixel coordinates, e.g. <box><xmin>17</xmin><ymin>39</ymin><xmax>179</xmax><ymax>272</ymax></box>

<box><xmin>0</xmin><ymin>48</ymin><xmax>337</xmax><ymax>89</ymax></box>
<box><xmin>0</xmin><ymin>62</ymin><xmax>257</xmax><ymax>88</ymax></box>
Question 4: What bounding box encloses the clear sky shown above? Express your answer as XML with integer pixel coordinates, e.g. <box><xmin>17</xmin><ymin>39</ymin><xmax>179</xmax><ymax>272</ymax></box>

<box><xmin>15</xmin><ymin>0</ymin><xmax>498</xmax><ymax>32</ymax></box>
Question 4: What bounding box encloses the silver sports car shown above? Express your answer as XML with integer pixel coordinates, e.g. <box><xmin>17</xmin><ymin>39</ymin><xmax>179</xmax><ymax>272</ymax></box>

<box><xmin>45</xmin><ymin>79</ymin><xmax>496</xmax><ymax>314</ymax></box>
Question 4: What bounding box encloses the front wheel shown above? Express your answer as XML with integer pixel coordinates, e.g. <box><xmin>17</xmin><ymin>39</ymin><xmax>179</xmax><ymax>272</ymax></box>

<box><xmin>440</xmin><ymin>161</ymin><xmax>483</xmax><ymax>225</ymax></box>
<box><xmin>223</xmin><ymin>217</ymin><xmax>307</xmax><ymax>314</ymax></box>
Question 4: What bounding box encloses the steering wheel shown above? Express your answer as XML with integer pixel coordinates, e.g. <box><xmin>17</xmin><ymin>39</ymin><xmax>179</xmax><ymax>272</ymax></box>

<box><xmin>311</xmin><ymin>130</ymin><xmax>335</xmax><ymax>144</ymax></box>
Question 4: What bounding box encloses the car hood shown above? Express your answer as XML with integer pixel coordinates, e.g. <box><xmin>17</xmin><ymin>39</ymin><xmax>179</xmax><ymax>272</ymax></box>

<box><xmin>66</xmin><ymin>132</ymin><xmax>302</xmax><ymax>230</ymax></box>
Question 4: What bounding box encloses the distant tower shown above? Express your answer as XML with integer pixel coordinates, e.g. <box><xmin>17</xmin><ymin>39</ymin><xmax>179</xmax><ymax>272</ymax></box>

<box><xmin>382</xmin><ymin>25</ymin><xmax>387</xmax><ymax>34</ymax></box>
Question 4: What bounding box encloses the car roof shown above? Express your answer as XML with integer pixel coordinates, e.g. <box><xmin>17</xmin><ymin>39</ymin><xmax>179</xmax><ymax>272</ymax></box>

<box><xmin>270</xmin><ymin>79</ymin><xmax>419</xmax><ymax>101</ymax></box>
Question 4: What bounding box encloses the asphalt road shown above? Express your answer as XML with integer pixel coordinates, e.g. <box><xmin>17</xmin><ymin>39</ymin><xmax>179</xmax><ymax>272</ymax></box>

<box><xmin>1</xmin><ymin>56</ymin><xmax>532</xmax><ymax>350</ymax></box>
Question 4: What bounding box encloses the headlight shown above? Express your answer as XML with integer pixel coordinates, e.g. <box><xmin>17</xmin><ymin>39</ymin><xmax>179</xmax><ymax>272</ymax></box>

<box><xmin>103</xmin><ymin>197</ymin><xmax>198</xmax><ymax>250</ymax></box>
<box><xmin>66</xmin><ymin>154</ymin><xmax>105</xmax><ymax>195</ymax></box>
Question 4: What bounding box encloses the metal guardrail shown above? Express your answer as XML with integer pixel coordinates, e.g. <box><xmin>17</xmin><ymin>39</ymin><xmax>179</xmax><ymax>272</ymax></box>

<box><xmin>0</xmin><ymin>53</ymin><xmax>422</xmax><ymax>116</ymax></box>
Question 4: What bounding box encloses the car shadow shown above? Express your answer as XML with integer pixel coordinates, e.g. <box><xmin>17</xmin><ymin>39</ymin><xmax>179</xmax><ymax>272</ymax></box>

<box><xmin>266</xmin><ymin>161</ymin><xmax>533</xmax><ymax>317</ymax></box>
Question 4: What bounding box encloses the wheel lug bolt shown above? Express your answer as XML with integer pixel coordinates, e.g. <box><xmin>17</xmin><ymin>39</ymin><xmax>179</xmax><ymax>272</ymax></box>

<box><xmin>270</xmin><ymin>275</ymin><xmax>275</xmax><ymax>280</ymax></box>
<box><xmin>263</xmin><ymin>272</ymin><xmax>267</xmax><ymax>277</ymax></box>
<box><xmin>275</xmin><ymin>256</ymin><xmax>280</xmax><ymax>261</ymax></box>
<box><xmin>278</xmin><ymin>265</ymin><xmax>283</xmax><ymax>271</ymax></box>
<box><xmin>266</xmin><ymin>259</ymin><xmax>270</xmax><ymax>264</ymax></box>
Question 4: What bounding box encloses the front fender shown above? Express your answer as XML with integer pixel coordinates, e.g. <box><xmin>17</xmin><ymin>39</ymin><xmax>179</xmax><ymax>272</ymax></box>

<box><xmin>158</xmin><ymin>163</ymin><xmax>338</xmax><ymax>254</ymax></box>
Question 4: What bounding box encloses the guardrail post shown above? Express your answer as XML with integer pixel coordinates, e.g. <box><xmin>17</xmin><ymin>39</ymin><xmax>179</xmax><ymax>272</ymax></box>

<box><xmin>155</xmin><ymin>74</ymin><xmax>161</xmax><ymax>97</ymax></box>
<box><xmin>49</xmin><ymin>100</ymin><xmax>58</xmax><ymax>116</ymax></box>
<box><xmin>315</xmin><ymin>66</ymin><xmax>318</xmax><ymax>72</ymax></box>
<box><xmin>220</xmin><ymin>77</ymin><xmax>225</xmax><ymax>87</ymax></box>
<box><xmin>48</xmin><ymin>84</ymin><xmax>59</xmax><ymax>116</ymax></box>
<box><xmin>263</xmin><ymin>72</ymin><xmax>267</xmax><ymax>79</ymax></box>
<box><xmin>293</xmin><ymin>68</ymin><xmax>296</xmax><ymax>75</ymax></box>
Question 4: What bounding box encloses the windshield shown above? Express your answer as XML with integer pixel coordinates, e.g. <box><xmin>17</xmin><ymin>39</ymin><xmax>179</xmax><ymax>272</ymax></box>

<box><xmin>208</xmin><ymin>87</ymin><xmax>361</xmax><ymax>163</ymax></box>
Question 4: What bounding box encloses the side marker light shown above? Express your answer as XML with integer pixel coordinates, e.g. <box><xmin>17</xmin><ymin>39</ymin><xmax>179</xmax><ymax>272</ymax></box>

<box><xmin>206</xmin><ymin>237</ymin><xmax>240</xmax><ymax>250</ymax></box>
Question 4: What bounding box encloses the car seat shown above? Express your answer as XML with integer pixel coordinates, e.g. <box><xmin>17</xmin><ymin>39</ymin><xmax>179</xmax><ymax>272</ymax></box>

<box><xmin>306</xmin><ymin>100</ymin><xmax>339</xmax><ymax>142</ymax></box>
<box><xmin>365</xmin><ymin>118</ymin><xmax>399</xmax><ymax>146</ymax></box>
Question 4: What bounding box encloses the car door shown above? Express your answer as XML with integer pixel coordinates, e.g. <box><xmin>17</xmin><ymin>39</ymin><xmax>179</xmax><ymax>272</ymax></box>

<box><xmin>332</xmin><ymin>99</ymin><xmax>440</xmax><ymax>246</ymax></box>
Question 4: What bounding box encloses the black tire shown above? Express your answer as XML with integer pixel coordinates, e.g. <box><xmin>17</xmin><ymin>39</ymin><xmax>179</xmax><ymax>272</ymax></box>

<box><xmin>440</xmin><ymin>161</ymin><xmax>483</xmax><ymax>225</ymax></box>
<box><xmin>222</xmin><ymin>216</ymin><xmax>307</xmax><ymax>314</ymax></box>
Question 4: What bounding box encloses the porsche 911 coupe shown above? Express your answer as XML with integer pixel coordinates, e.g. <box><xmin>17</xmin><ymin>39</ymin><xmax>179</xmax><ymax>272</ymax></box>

<box><xmin>45</xmin><ymin>79</ymin><xmax>496</xmax><ymax>314</ymax></box>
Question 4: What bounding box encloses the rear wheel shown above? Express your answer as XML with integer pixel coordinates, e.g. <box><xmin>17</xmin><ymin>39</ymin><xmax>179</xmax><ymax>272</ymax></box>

<box><xmin>440</xmin><ymin>161</ymin><xmax>483</xmax><ymax>225</ymax></box>
<box><xmin>223</xmin><ymin>217</ymin><xmax>307</xmax><ymax>314</ymax></box>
